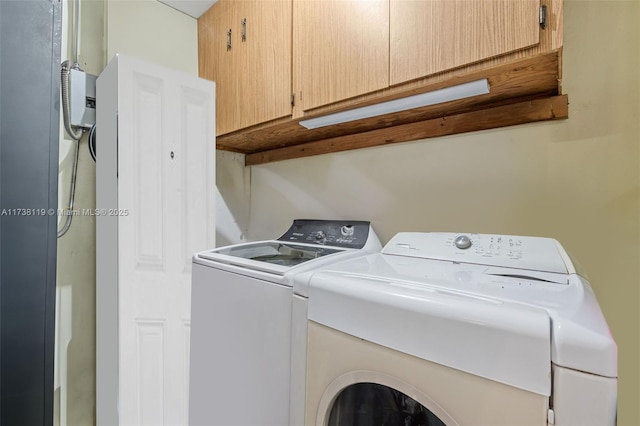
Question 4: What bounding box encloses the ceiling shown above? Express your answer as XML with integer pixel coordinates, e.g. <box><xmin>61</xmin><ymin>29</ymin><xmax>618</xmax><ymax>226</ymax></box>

<box><xmin>157</xmin><ymin>0</ymin><xmax>217</xmax><ymax>18</ymax></box>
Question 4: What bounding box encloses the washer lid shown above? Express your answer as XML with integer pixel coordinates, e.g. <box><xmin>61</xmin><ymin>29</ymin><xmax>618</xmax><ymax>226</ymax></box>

<box><xmin>197</xmin><ymin>241</ymin><xmax>347</xmax><ymax>275</ymax></box>
<box><xmin>195</xmin><ymin>220</ymin><xmax>381</xmax><ymax>276</ymax></box>
<box><xmin>308</xmin><ymin>270</ymin><xmax>552</xmax><ymax>396</ymax></box>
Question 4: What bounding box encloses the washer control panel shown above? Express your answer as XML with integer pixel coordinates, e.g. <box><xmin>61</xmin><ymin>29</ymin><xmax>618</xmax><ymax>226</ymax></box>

<box><xmin>384</xmin><ymin>232</ymin><xmax>572</xmax><ymax>274</ymax></box>
<box><xmin>278</xmin><ymin>219</ymin><xmax>371</xmax><ymax>249</ymax></box>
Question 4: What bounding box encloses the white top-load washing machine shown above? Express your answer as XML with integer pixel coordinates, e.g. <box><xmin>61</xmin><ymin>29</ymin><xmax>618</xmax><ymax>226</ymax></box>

<box><xmin>188</xmin><ymin>219</ymin><xmax>381</xmax><ymax>426</ymax></box>
<box><xmin>293</xmin><ymin>232</ymin><xmax>617</xmax><ymax>426</ymax></box>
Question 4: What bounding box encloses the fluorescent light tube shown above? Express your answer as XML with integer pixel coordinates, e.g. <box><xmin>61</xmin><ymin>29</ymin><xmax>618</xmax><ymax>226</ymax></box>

<box><xmin>299</xmin><ymin>78</ymin><xmax>490</xmax><ymax>130</ymax></box>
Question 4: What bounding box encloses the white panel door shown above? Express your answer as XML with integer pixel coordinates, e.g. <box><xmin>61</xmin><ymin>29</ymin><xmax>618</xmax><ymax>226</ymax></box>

<box><xmin>96</xmin><ymin>54</ymin><xmax>215</xmax><ymax>426</ymax></box>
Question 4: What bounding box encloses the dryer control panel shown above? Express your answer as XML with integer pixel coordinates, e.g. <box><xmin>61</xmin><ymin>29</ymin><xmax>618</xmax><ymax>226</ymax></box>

<box><xmin>384</xmin><ymin>232</ymin><xmax>576</xmax><ymax>274</ymax></box>
<box><xmin>278</xmin><ymin>219</ymin><xmax>372</xmax><ymax>249</ymax></box>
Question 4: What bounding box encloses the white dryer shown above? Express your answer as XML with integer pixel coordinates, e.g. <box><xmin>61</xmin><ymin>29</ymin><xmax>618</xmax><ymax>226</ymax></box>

<box><xmin>188</xmin><ymin>219</ymin><xmax>381</xmax><ymax>426</ymax></box>
<box><xmin>293</xmin><ymin>232</ymin><xmax>617</xmax><ymax>426</ymax></box>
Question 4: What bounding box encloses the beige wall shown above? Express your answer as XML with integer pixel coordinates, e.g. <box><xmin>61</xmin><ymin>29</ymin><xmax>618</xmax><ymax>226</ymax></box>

<box><xmin>106</xmin><ymin>0</ymin><xmax>198</xmax><ymax>74</ymax></box>
<box><xmin>56</xmin><ymin>1</ymin><xmax>106</xmax><ymax>425</ymax></box>
<box><xmin>56</xmin><ymin>1</ymin><xmax>198</xmax><ymax>424</ymax></box>
<box><xmin>217</xmin><ymin>0</ymin><xmax>640</xmax><ymax>424</ymax></box>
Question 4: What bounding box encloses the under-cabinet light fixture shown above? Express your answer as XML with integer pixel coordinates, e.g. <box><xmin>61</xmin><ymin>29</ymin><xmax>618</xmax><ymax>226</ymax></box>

<box><xmin>299</xmin><ymin>78</ymin><xmax>490</xmax><ymax>130</ymax></box>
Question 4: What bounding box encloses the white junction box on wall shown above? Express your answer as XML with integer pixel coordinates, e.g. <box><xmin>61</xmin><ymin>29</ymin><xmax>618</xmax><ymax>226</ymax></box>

<box><xmin>70</xmin><ymin>68</ymin><xmax>97</xmax><ymax>129</ymax></box>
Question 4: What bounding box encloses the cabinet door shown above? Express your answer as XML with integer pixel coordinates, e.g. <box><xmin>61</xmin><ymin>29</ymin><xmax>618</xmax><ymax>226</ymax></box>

<box><xmin>199</xmin><ymin>0</ymin><xmax>238</xmax><ymax>136</ymax></box>
<box><xmin>293</xmin><ymin>0</ymin><xmax>389</xmax><ymax>114</ymax></box>
<box><xmin>390</xmin><ymin>0</ymin><xmax>541</xmax><ymax>86</ymax></box>
<box><xmin>199</xmin><ymin>0</ymin><xmax>291</xmax><ymax>136</ymax></box>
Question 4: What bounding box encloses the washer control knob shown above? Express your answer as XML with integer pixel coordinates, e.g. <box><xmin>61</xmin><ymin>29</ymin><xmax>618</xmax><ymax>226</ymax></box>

<box><xmin>341</xmin><ymin>225</ymin><xmax>354</xmax><ymax>236</ymax></box>
<box><xmin>454</xmin><ymin>235</ymin><xmax>472</xmax><ymax>250</ymax></box>
<box><xmin>315</xmin><ymin>231</ymin><xmax>326</xmax><ymax>240</ymax></box>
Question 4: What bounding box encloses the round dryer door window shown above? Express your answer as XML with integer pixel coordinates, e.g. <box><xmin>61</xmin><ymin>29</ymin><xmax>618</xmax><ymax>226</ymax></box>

<box><xmin>328</xmin><ymin>383</ymin><xmax>445</xmax><ymax>426</ymax></box>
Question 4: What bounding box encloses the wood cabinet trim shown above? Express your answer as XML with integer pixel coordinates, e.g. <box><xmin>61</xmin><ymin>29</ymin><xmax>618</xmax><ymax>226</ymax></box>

<box><xmin>216</xmin><ymin>50</ymin><xmax>563</xmax><ymax>156</ymax></box>
<box><xmin>245</xmin><ymin>95</ymin><xmax>568</xmax><ymax>165</ymax></box>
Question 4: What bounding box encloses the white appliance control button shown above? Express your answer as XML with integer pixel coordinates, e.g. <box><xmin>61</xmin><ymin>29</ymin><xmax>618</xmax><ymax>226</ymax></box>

<box><xmin>454</xmin><ymin>235</ymin><xmax>472</xmax><ymax>249</ymax></box>
<box><xmin>341</xmin><ymin>225</ymin><xmax>354</xmax><ymax>236</ymax></box>
<box><xmin>315</xmin><ymin>231</ymin><xmax>326</xmax><ymax>240</ymax></box>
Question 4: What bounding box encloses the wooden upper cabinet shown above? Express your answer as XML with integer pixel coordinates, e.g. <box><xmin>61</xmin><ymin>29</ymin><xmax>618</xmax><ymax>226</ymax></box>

<box><xmin>201</xmin><ymin>0</ymin><xmax>563</xmax><ymax>162</ymax></box>
<box><xmin>198</xmin><ymin>0</ymin><xmax>292</xmax><ymax>136</ymax></box>
<box><xmin>198</xmin><ymin>1</ymin><xmax>235</xmax><ymax>136</ymax></box>
<box><xmin>292</xmin><ymin>0</ymin><xmax>389</xmax><ymax>116</ymax></box>
<box><xmin>390</xmin><ymin>0</ymin><xmax>542</xmax><ymax>86</ymax></box>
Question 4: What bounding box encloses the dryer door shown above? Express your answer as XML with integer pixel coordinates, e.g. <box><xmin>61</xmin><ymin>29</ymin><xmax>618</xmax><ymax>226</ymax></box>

<box><xmin>327</xmin><ymin>383</ymin><xmax>445</xmax><ymax>426</ymax></box>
